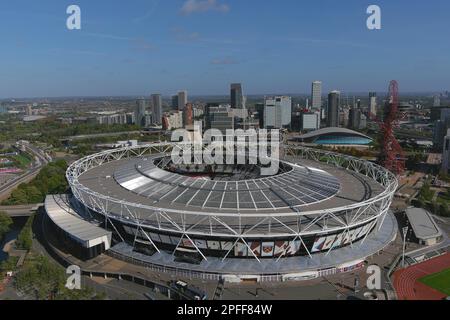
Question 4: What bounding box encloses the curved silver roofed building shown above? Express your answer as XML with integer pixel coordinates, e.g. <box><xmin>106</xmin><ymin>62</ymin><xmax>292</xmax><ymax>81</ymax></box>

<box><xmin>64</xmin><ymin>142</ymin><xmax>398</xmax><ymax>281</ymax></box>
<box><xmin>294</xmin><ymin>127</ymin><xmax>373</xmax><ymax>146</ymax></box>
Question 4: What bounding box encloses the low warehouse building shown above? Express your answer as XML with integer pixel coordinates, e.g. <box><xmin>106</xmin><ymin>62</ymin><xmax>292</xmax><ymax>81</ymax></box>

<box><xmin>405</xmin><ymin>207</ymin><xmax>443</xmax><ymax>246</ymax></box>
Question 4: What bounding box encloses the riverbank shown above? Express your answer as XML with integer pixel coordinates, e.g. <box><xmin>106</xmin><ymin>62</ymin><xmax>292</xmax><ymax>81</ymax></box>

<box><xmin>0</xmin><ymin>217</ymin><xmax>27</xmax><ymax>263</ymax></box>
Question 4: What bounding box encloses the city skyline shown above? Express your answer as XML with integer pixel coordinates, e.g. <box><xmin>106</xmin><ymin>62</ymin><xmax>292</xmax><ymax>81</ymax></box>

<box><xmin>0</xmin><ymin>0</ymin><xmax>449</xmax><ymax>98</ymax></box>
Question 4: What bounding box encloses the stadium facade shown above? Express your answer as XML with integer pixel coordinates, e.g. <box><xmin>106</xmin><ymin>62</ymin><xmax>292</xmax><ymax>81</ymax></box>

<box><xmin>47</xmin><ymin>142</ymin><xmax>398</xmax><ymax>282</ymax></box>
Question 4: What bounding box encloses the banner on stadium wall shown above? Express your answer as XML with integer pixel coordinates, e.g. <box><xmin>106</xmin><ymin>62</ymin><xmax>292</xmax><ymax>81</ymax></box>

<box><xmin>261</xmin><ymin>242</ymin><xmax>274</xmax><ymax>257</ymax></box>
<box><xmin>351</xmin><ymin>226</ymin><xmax>364</xmax><ymax>242</ymax></box>
<box><xmin>221</xmin><ymin>241</ymin><xmax>233</xmax><ymax>251</ymax></box>
<box><xmin>331</xmin><ymin>233</ymin><xmax>344</xmax><ymax>249</ymax></box>
<box><xmin>194</xmin><ymin>239</ymin><xmax>207</xmax><ymax>249</ymax></box>
<box><xmin>234</xmin><ymin>242</ymin><xmax>247</xmax><ymax>257</ymax></box>
<box><xmin>342</xmin><ymin>230</ymin><xmax>352</xmax><ymax>245</ymax></box>
<box><xmin>274</xmin><ymin>241</ymin><xmax>289</xmax><ymax>257</ymax></box>
<box><xmin>311</xmin><ymin>236</ymin><xmax>327</xmax><ymax>253</ymax></box>
<box><xmin>182</xmin><ymin>238</ymin><xmax>195</xmax><ymax>248</ymax></box>
<box><xmin>322</xmin><ymin>235</ymin><xmax>337</xmax><ymax>250</ymax></box>
<box><xmin>249</xmin><ymin>242</ymin><xmax>261</xmax><ymax>257</ymax></box>
<box><xmin>207</xmin><ymin>240</ymin><xmax>220</xmax><ymax>250</ymax></box>
<box><xmin>286</xmin><ymin>240</ymin><xmax>301</xmax><ymax>256</ymax></box>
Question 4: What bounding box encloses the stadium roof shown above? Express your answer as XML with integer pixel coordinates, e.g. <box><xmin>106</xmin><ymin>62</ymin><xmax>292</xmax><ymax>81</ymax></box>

<box><xmin>405</xmin><ymin>207</ymin><xmax>442</xmax><ymax>240</ymax></box>
<box><xmin>295</xmin><ymin>127</ymin><xmax>373</xmax><ymax>141</ymax></box>
<box><xmin>45</xmin><ymin>194</ymin><xmax>111</xmax><ymax>249</ymax></box>
<box><xmin>113</xmin><ymin>156</ymin><xmax>341</xmax><ymax>211</ymax></box>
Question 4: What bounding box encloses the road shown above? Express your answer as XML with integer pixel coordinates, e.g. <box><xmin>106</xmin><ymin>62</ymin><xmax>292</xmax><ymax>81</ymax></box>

<box><xmin>0</xmin><ymin>204</ymin><xmax>42</xmax><ymax>217</ymax></box>
<box><xmin>0</xmin><ymin>143</ymin><xmax>49</xmax><ymax>201</ymax></box>
<box><xmin>61</xmin><ymin>131</ymin><xmax>141</xmax><ymax>141</ymax></box>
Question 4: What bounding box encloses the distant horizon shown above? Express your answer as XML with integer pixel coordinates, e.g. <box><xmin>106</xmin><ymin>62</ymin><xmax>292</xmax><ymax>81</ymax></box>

<box><xmin>0</xmin><ymin>90</ymin><xmax>446</xmax><ymax>102</ymax></box>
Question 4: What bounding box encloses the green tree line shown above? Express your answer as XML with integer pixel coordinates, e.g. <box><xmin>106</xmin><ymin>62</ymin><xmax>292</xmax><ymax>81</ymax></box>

<box><xmin>15</xmin><ymin>214</ymin><xmax>34</xmax><ymax>251</ymax></box>
<box><xmin>0</xmin><ymin>211</ymin><xmax>13</xmax><ymax>241</ymax></box>
<box><xmin>2</xmin><ymin>160</ymin><xmax>68</xmax><ymax>205</ymax></box>
<box><xmin>15</xmin><ymin>254</ymin><xmax>106</xmax><ymax>300</ymax></box>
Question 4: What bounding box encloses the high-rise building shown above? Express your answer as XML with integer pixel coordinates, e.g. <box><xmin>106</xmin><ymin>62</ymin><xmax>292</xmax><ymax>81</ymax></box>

<box><xmin>206</xmin><ymin>105</ymin><xmax>234</xmax><ymax>133</ymax></box>
<box><xmin>171</xmin><ymin>95</ymin><xmax>178</xmax><ymax>110</ymax></box>
<box><xmin>442</xmin><ymin>129</ymin><xmax>450</xmax><ymax>175</ymax></box>
<box><xmin>348</xmin><ymin>107</ymin><xmax>366</xmax><ymax>130</ymax></box>
<box><xmin>327</xmin><ymin>91</ymin><xmax>340</xmax><ymax>128</ymax></box>
<box><xmin>150</xmin><ymin>94</ymin><xmax>162</xmax><ymax>125</ymax></box>
<box><xmin>264</xmin><ymin>96</ymin><xmax>292</xmax><ymax>129</ymax></box>
<box><xmin>340</xmin><ymin>108</ymin><xmax>349</xmax><ymax>128</ymax></box>
<box><xmin>135</xmin><ymin>98</ymin><xmax>147</xmax><ymax>127</ymax></box>
<box><xmin>0</xmin><ymin>104</ymin><xmax>8</xmax><ymax>114</ymax></box>
<box><xmin>177</xmin><ymin>90</ymin><xmax>188</xmax><ymax>111</ymax></box>
<box><xmin>230</xmin><ymin>83</ymin><xmax>244</xmax><ymax>109</ymax></box>
<box><xmin>434</xmin><ymin>95</ymin><xmax>441</xmax><ymax>107</ymax></box>
<box><xmin>184</xmin><ymin>103</ymin><xmax>194</xmax><ymax>127</ymax></box>
<box><xmin>162</xmin><ymin>111</ymin><xmax>184</xmax><ymax>130</ymax></box>
<box><xmin>349</xmin><ymin>107</ymin><xmax>361</xmax><ymax>130</ymax></box>
<box><xmin>96</xmin><ymin>113</ymin><xmax>132</xmax><ymax>125</ymax></box>
<box><xmin>369</xmin><ymin>92</ymin><xmax>377</xmax><ymax>117</ymax></box>
<box><xmin>301</xmin><ymin>112</ymin><xmax>320</xmax><ymax>131</ymax></box>
<box><xmin>255</xmin><ymin>103</ymin><xmax>265</xmax><ymax>129</ymax></box>
<box><xmin>25</xmin><ymin>105</ymin><xmax>33</xmax><ymax>116</ymax></box>
<box><xmin>434</xmin><ymin>118</ymin><xmax>450</xmax><ymax>150</ymax></box>
<box><xmin>311</xmin><ymin>81</ymin><xmax>322</xmax><ymax>111</ymax></box>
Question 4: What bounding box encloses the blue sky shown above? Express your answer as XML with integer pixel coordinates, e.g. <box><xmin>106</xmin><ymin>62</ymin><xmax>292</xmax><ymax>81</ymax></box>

<box><xmin>0</xmin><ymin>0</ymin><xmax>449</xmax><ymax>98</ymax></box>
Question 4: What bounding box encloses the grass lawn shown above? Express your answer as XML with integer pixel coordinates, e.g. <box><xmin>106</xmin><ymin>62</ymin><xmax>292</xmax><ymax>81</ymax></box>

<box><xmin>418</xmin><ymin>268</ymin><xmax>450</xmax><ymax>296</ymax></box>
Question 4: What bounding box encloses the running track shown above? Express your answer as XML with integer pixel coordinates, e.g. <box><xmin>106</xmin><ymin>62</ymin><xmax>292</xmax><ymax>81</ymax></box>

<box><xmin>393</xmin><ymin>253</ymin><xmax>450</xmax><ymax>300</ymax></box>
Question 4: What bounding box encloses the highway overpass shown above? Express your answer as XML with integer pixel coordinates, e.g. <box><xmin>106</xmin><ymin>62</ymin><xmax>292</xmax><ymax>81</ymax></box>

<box><xmin>0</xmin><ymin>204</ymin><xmax>42</xmax><ymax>217</ymax></box>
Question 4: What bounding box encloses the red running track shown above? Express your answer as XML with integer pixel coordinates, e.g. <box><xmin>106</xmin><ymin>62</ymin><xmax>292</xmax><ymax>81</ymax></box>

<box><xmin>393</xmin><ymin>253</ymin><xmax>450</xmax><ymax>300</ymax></box>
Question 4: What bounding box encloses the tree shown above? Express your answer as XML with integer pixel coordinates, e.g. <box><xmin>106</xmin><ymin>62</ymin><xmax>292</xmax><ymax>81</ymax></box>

<box><xmin>418</xmin><ymin>181</ymin><xmax>434</xmax><ymax>202</ymax></box>
<box><xmin>15</xmin><ymin>254</ymin><xmax>105</xmax><ymax>300</ymax></box>
<box><xmin>15</xmin><ymin>214</ymin><xmax>34</xmax><ymax>251</ymax></box>
<box><xmin>440</xmin><ymin>203</ymin><xmax>450</xmax><ymax>217</ymax></box>
<box><xmin>0</xmin><ymin>211</ymin><xmax>13</xmax><ymax>240</ymax></box>
<box><xmin>2</xmin><ymin>161</ymin><xmax>69</xmax><ymax>205</ymax></box>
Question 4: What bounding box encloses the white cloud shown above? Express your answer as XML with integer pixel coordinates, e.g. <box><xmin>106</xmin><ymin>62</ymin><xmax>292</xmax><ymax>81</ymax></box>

<box><xmin>180</xmin><ymin>0</ymin><xmax>229</xmax><ymax>16</ymax></box>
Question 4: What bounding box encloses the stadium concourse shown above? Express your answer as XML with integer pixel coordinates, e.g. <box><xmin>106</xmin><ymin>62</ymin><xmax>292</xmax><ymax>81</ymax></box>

<box><xmin>393</xmin><ymin>253</ymin><xmax>450</xmax><ymax>300</ymax></box>
<box><xmin>48</xmin><ymin>142</ymin><xmax>399</xmax><ymax>282</ymax></box>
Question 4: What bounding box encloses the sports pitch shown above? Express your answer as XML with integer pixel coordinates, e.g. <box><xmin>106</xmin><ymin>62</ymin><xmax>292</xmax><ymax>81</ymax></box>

<box><xmin>418</xmin><ymin>268</ymin><xmax>450</xmax><ymax>296</ymax></box>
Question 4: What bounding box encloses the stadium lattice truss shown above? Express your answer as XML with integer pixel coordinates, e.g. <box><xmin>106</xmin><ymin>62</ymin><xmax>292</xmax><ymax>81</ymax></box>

<box><xmin>66</xmin><ymin>143</ymin><xmax>397</xmax><ymax>262</ymax></box>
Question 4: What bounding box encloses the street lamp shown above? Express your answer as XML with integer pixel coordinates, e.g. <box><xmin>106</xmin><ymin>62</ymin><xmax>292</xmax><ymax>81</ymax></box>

<box><xmin>402</xmin><ymin>226</ymin><xmax>409</xmax><ymax>268</ymax></box>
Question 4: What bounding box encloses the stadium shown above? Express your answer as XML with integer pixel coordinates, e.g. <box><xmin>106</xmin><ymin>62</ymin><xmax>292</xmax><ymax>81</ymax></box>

<box><xmin>53</xmin><ymin>142</ymin><xmax>399</xmax><ymax>282</ymax></box>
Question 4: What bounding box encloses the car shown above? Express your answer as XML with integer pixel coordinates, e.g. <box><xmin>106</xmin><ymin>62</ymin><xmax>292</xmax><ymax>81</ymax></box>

<box><xmin>169</xmin><ymin>280</ymin><xmax>207</xmax><ymax>300</ymax></box>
